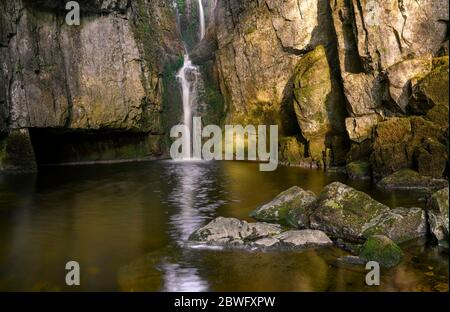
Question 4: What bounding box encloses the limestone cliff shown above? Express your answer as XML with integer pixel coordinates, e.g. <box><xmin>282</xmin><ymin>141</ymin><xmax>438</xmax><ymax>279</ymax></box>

<box><xmin>200</xmin><ymin>0</ymin><xmax>449</xmax><ymax>174</ymax></box>
<box><xmin>1</xmin><ymin>0</ymin><xmax>183</xmax><ymax>170</ymax></box>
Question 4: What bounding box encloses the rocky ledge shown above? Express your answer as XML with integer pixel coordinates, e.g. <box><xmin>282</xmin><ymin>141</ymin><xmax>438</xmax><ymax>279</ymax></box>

<box><xmin>189</xmin><ymin>217</ymin><xmax>332</xmax><ymax>250</ymax></box>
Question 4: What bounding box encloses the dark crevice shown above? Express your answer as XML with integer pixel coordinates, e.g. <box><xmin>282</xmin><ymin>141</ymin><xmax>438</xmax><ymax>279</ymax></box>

<box><xmin>29</xmin><ymin>128</ymin><xmax>160</xmax><ymax>166</ymax></box>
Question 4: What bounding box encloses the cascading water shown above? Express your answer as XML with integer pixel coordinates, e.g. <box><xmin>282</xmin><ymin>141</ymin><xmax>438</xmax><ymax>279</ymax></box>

<box><xmin>175</xmin><ymin>0</ymin><xmax>207</xmax><ymax>160</ymax></box>
<box><xmin>176</xmin><ymin>55</ymin><xmax>200</xmax><ymax>160</ymax></box>
<box><xmin>198</xmin><ymin>0</ymin><xmax>206</xmax><ymax>40</ymax></box>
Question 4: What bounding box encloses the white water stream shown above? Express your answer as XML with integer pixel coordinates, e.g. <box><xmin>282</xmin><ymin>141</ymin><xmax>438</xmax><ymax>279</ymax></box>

<box><xmin>176</xmin><ymin>0</ymin><xmax>207</xmax><ymax>160</ymax></box>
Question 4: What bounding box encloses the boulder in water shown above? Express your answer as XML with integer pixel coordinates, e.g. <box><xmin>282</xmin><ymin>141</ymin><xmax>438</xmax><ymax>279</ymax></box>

<box><xmin>189</xmin><ymin>217</ymin><xmax>332</xmax><ymax>250</ymax></box>
<box><xmin>362</xmin><ymin>207</ymin><xmax>427</xmax><ymax>244</ymax></box>
<box><xmin>310</xmin><ymin>182</ymin><xmax>390</xmax><ymax>242</ymax></box>
<box><xmin>250</xmin><ymin>186</ymin><xmax>316</xmax><ymax>225</ymax></box>
<box><xmin>377</xmin><ymin>169</ymin><xmax>448</xmax><ymax>191</ymax></box>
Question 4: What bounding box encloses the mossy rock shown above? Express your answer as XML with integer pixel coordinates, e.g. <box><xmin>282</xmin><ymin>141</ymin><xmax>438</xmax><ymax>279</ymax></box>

<box><xmin>346</xmin><ymin>161</ymin><xmax>371</xmax><ymax>180</ymax></box>
<box><xmin>371</xmin><ymin>116</ymin><xmax>448</xmax><ymax>178</ymax></box>
<box><xmin>279</xmin><ymin>136</ymin><xmax>306</xmax><ymax>166</ymax></box>
<box><xmin>359</xmin><ymin>235</ymin><xmax>404</xmax><ymax>268</ymax></box>
<box><xmin>309</xmin><ymin>182</ymin><xmax>390</xmax><ymax>242</ymax></box>
<box><xmin>362</xmin><ymin>207</ymin><xmax>427</xmax><ymax>244</ymax></box>
<box><xmin>410</xmin><ymin>56</ymin><xmax>449</xmax><ymax>127</ymax></box>
<box><xmin>250</xmin><ymin>186</ymin><xmax>317</xmax><ymax>225</ymax></box>
<box><xmin>377</xmin><ymin>169</ymin><xmax>448</xmax><ymax>191</ymax></box>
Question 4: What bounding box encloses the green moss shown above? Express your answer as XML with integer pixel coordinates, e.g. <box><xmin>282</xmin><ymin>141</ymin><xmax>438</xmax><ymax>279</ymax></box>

<box><xmin>359</xmin><ymin>235</ymin><xmax>403</xmax><ymax>268</ymax></box>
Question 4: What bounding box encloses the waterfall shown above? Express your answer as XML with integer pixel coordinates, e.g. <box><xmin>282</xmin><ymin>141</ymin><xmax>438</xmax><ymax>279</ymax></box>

<box><xmin>198</xmin><ymin>0</ymin><xmax>206</xmax><ymax>40</ymax></box>
<box><xmin>174</xmin><ymin>0</ymin><xmax>208</xmax><ymax>160</ymax></box>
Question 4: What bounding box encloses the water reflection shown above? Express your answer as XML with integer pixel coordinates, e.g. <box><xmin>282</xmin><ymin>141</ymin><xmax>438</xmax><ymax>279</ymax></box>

<box><xmin>160</xmin><ymin>161</ymin><xmax>226</xmax><ymax>291</ymax></box>
<box><xmin>0</xmin><ymin>161</ymin><xmax>447</xmax><ymax>291</ymax></box>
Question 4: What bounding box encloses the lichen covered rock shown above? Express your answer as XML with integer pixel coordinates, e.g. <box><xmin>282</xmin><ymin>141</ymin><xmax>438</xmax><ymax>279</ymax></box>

<box><xmin>250</xmin><ymin>186</ymin><xmax>316</xmax><ymax>224</ymax></box>
<box><xmin>189</xmin><ymin>217</ymin><xmax>282</xmax><ymax>245</ymax></box>
<box><xmin>309</xmin><ymin>182</ymin><xmax>390</xmax><ymax>242</ymax></box>
<box><xmin>359</xmin><ymin>235</ymin><xmax>404</xmax><ymax>268</ymax></box>
<box><xmin>362</xmin><ymin>207</ymin><xmax>427</xmax><ymax>244</ymax></box>
<box><xmin>189</xmin><ymin>217</ymin><xmax>332</xmax><ymax>250</ymax></box>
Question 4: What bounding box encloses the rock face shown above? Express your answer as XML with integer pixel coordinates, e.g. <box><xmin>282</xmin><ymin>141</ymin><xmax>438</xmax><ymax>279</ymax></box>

<box><xmin>427</xmin><ymin>188</ymin><xmax>449</xmax><ymax>242</ymax></box>
<box><xmin>212</xmin><ymin>0</ymin><xmax>348</xmax><ymax>168</ymax></box>
<box><xmin>293</xmin><ymin>45</ymin><xmax>347</xmax><ymax>166</ymax></box>
<box><xmin>209</xmin><ymin>0</ymin><xmax>449</xmax><ymax>174</ymax></box>
<box><xmin>359</xmin><ymin>235</ymin><xmax>404</xmax><ymax>268</ymax></box>
<box><xmin>362</xmin><ymin>207</ymin><xmax>427</xmax><ymax>244</ymax></box>
<box><xmin>377</xmin><ymin>169</ymin><xmax>448</xmax><ymax>191</ymax></box>
<box><xmin>309</xmin><ymin>182</ymin><xmax>390</xmax><ymax>242</ymax></box>
<box><xmin>250</xmin><ymin>186</ymin><xmax>316</xmax><ymax>224</ymax></box>
<box><xmin>371</xmin><ymin>117</ymin><xmax>448</xmax><ymax>178</ymax></box>
<box><xmin>189</xmin><ymin>217</ymin><xmax>332</xmax><ymax>250</ymax></box>
<box><xmin>0</xmin><ymin>0</ymin><xmax>183</xmax><ymax>170</ymax></box>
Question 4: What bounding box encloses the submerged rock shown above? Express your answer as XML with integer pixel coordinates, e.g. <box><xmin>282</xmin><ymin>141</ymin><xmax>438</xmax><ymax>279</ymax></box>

<box><xmin>359</xmin><ymin>235</ymin><xmax>404</xmax><ymax>268</ymax></box>
<box><xmin>362</xmin><ymin>207</ymin><xmax>427</xmax><ymax>244</ymax></box>
<box><xmin>310</xmin><ymin>182</ymin><xmax>390</xmax><ymax>242</ymax></box>
<box><xmin>377</xmin><ymin>169</ymin><xmax>448</xmax><ymax>191</ymax></box>
<box><xmin>189</xmin><ymin>217</ymin><xmax>332</xmax><ymax>250</ymax></box>
<box><xmin>427</xmin><ymin>188</ymin><xmax>449</xmax><ymax>243</ymax></box>
<box><xmin>250</xmin><ymin>186</ymin><xmax>316</xmax><ymax>225</ymax></box>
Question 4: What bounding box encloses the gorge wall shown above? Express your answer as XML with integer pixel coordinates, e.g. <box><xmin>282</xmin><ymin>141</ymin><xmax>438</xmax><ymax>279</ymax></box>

<box><xmin>0</xmin><ymin>0</ymin><xmax>184</xmax><ymax>170</ymax></box>
<box><xmin>194</xmin><ymin>0</ymin><xmax>449</xmax><ymax>176</ymax></box>
<box><xmin>1</xmin><ymin>0</ymin><xmax>449</xmax><ymax>180</ymax></box>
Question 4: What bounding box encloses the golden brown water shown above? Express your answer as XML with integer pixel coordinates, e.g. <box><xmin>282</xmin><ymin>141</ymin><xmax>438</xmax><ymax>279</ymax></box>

<box><xmin>0</xmin><ymin>161</ymin><xmax>447</xmax><ymax>291</ymax></box>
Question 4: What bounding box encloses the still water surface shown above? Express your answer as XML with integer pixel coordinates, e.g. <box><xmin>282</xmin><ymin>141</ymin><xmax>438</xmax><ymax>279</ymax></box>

<box><xmin>0</xmin><ymin>161</ymin><xmax>448</xmax><ymax>291</ymax></box>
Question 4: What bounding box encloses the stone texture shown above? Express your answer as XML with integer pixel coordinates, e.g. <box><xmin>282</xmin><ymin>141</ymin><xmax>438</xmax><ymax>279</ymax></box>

<box><xmin>189</xmin><ymin>217</ymin><xmax>282</xmax><ymax>245</ymax></box>
<box><xmin>345</xmin><ymin>114</ymin><xmax>381</xmax><ymax>144</ymax></box>
<box><xmin>362</xmin><ymin>207</ymin><xmax>427</xmax><ymax>244</ymax></box>
<box><xmin>273</xmin><ymin>230</ymin><xmax>332</xmax><ymax>248</ymax></box>
<box><xmin>427</xmin><ymin>188</ymin><xmax>449</xmax><ymax>242</ymax></box>
<box><xmin>250</xmin><ymin>186</ymin><xmax>317</xmax><ymax>224</ymax></box>
<box><xmin>0</xmin><ymin>0</ymin><xmax>183</xmax><ymax>132</ymax></box>
<box><xmin>293</xmin><ymin>45</ymin><xmax>347</xmax><ymax>164</ymax></box>
<box><xmin>371</xmin><ymin>116</ymin><xmax>448</xmax><ymax>178</ymax></box>
<box><xmin>189</xmin><ymin>217</ymin><xmax>332</xmax><ymax>250</ymax></box>
<box><xmin>310</xmin><ymin>182</ymin><xmax>390</xmax><ymax>242</ymax></box>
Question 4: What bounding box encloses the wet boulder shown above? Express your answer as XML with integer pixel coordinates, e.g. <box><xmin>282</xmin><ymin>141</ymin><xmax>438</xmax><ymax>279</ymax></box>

<box><xmin>427</xmin><ymin>188</ymin><xmax>449</xmax><ymax>243</ymax></box>
<box><xmin>377</xmin><ymin>169</ymin><xmax>448</xmax><ymax>191</ymax></box>
<box><xmin>359</xmin><ymin>235</ymin><xmax>404</xmax><ymax>268</ymax></box>
<box><xmin>362</xmin><ymin>207</ymin><xmax>427</xmax><ymax>244</ymax></box>
<box><xmin>189</xmin><ymin>217</ymin><xmax>332</xmax><ymax>250</ymax></box>
<box><xmin>189</xmin><ymin>217</ymin><xmax>282</xmax><ymax>246</ymax></box>
<box><xmin>309</xmin><ymin>182</ymin><xmax>390</xmax><ymax>242</ymax></box>
<box><xmin>250</xmin><ymin>186</ymin><xmax>316</xmax><ymax>225</ymax></box>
